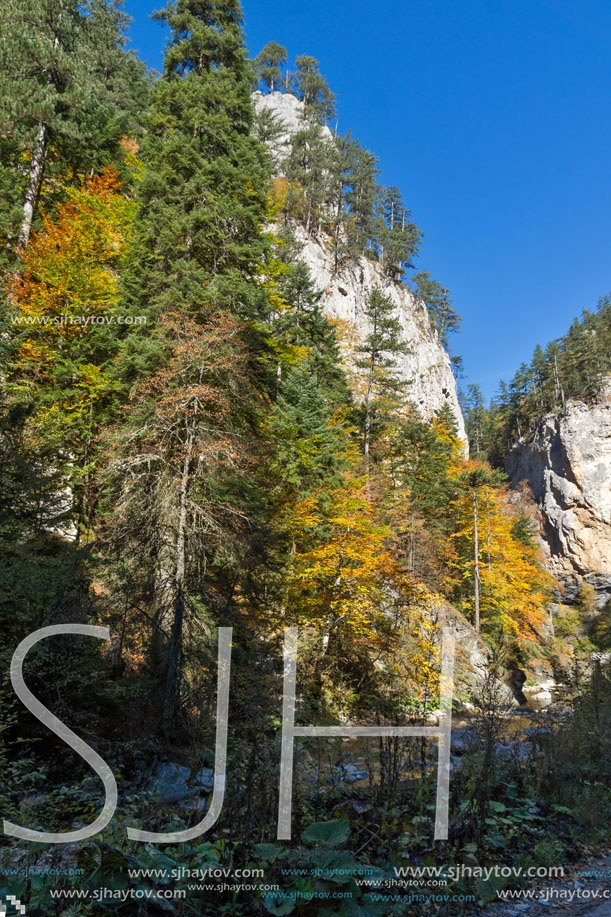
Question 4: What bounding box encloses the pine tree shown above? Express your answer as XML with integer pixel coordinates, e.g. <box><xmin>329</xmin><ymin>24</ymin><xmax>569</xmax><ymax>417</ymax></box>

<box><xmin>377</xmin><ymin>185</ymin><xmax>421</xmax><ymax>279</ymax></box>
<box><xmin>413</xmin><ymin>271</ymin><xmax>461</xmax><ymax>348</ymax></box>
<box><xmin>292</xmin><ymin>55</ymin><xmax>336</xmax><ymax>124</ymax></box>
<box><xmin>487</xmin><ymin>295</ymin><xmax>611</xmax><ymax>462</ymax></box>
<box><xmin>460</xmin><ymin>384</ymin><xmax>488</xmax><ymax>458</ymax></box>
<box><xmin>324</xmin><ymin>134</ymin><xmax>354</xmax><ymax>272</ymax></box>
<box><xmin>119</xmin><ymin>0</ymin><xmax>271</xmax><ymax>332</ymax></box>
<box><xmin>343</xmin><ymin>141</ymin><xmax>380</xmax><ymax>254</ymax></box>
<box><xmin>253</xmin><ymin>41</ymin><xmax>287</xmax><ymax>92</ymax></box>
<box><xmin>355</xmin><ymin>285</ymin><xmax>408</xmax><ymax>465</ymax></box>
<box><xmin>384</xmin><ymin>408</ymin><xmax>461</xmax><ymax>588</ymax></box>
<box><xmin>105</xmin><ymin>312</ymin><xmax>261</xmax><ymax>738</ymax></box>
<box><xmin>284</xmin><ymin>123</ymin><xmax>331</xmax><ymax>236</ymax></box>
<box><xmin>272</xmin><ymin>249</ymin><xmax>351</xmax><ymax>403</ymax></box>
<box><xmin>268</xmin><ymin>367</ymin><xmax>348</xmax><ymax>500</ymax></box>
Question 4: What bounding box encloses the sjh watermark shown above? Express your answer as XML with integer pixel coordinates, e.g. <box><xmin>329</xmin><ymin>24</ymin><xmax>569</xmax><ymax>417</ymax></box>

<box><xmin>8</xmin><ymin>313</ymin><xmax>147</xmax><ymax>327</ymax></box>
<box><xmin>3</xmin><ymin>624</ymin><xmax>455</xmax><ymax>845</ymax></box>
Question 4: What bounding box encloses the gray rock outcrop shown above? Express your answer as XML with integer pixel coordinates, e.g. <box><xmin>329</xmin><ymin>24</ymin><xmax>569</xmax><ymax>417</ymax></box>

<box><xmin>253</xmin><ymin>90</ymin><xmax>467</xmax><ymax>444</ymax></box>
<box><xmin>440</xmin><ymin>602</ymin><xmax>518</xmax><ymax>706</ymax></box>
<box><xmin>507</xmin><ymin>395</ymin><xmax>611</xmax><ymax>605</ymax></box>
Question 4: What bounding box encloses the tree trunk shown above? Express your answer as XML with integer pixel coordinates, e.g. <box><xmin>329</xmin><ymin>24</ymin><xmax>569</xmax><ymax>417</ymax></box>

<box><xmin>16</xmin><ymin>17</ymin><xmax>61</xmax><ymax>252</ymax></box>
<box><xmin>364</xmin><ymin>356</ymin><xmax>375</xmax><ymax>463</ymax></box>
<box><xmin>305</xmin><ymin>193</ymin><xmax>312</xmax><ymax>237</ymax></box>
<box><xmin>16</xmin><ymin>121</ymin><xmax>47</xmax><ymax>251</ymax></box>
<box><xmin>473</xmin><ymin>488</ymin><xmax>480</xmax><ymax>633</ymax></box>
<box><xmin>333</xmin><ymin>185</ymin><xmax>344</xmax><ymax>273</ymax></box>
<box><xmin>162</xmin><ymin>433</ymin><xmax>193</xmax><ymax>739</ymax></box>
<box><xmin>150</xmin><ymin>528</ymin><xmax>175</xmax><ymax>669</ymax></box>
<box><xmin>554</xmin><ymin>355</ymin><xmax>565</xmax><ymax>408</ymax></box>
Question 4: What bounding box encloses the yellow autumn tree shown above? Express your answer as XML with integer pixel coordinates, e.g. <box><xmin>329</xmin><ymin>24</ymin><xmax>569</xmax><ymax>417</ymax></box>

<box><xmin>7</xmin><ymin>166</ymin><xmax>136</xmax><ymax>524</ymax></box>
<box><xmin>9</xmin><ymin>167</ymin><xmax>135</xmax><ymax>431</ymax></box>
<box><xmin>282</xmin><ymin>474</ymin><xmax>414</xmax><ymax>642</ymax></box>
<box><xmin>449</xmin><ymin>460</ymin><xmax>553</xmax><ymax>645</ymax></box>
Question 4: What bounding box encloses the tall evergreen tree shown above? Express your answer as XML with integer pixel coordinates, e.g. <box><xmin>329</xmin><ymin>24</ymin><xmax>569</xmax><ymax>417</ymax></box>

<box><xmin>413</xmin><ymin>271</ymin><xmax>462</xmax><ymax>348</ymax></box>
<box><xmin>343</xmin><ymin>141</ymin><xmax>380</xmax><ymax>254</ymax></box>
<box><xmin>108</xmin><ymin>0</ymin><xmax>274</xmax><ymax>736</ymax></box>
<box><xmin>253</xmin><ymin>41</ymin><xmax>287</xmax><ymax>92</ymax></box>
<box><xmin>284</xmin><ymin>123</ymin><xmax>331</xmax><ymax>236</ymax></box>
<box><xmin>356</xmin><ymin>285</ymin><xmax>408</xmax><ymax>465</ymax></box>
<box><xmin>292</xmin><ymin>54</ymin><xmax>336</xmax><ymax>124</ymax></box>
<box><xmin>460</xmin><ymin>383</ymin><xmax>488</xmax><ymax>458</ymax></box>
<box><xmin>376</xmin><ymin>185</ymin><xmax>421</xmax><ymax>279</ymax></box>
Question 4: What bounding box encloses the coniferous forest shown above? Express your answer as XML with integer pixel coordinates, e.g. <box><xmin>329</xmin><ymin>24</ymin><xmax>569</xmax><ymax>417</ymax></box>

<box><xmin>0</xmin><ymin>1</ymin><xmax>609</xmax><ymax>914</ymax></box>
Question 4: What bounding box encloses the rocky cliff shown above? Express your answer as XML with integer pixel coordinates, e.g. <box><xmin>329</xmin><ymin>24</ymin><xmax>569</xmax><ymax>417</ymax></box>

<box><xmin>254</xmin><ymin>90</ymin><xmax>467</xmax><ymax>444</ymax></box>
<box><xmin>507</xmin><ymin>391</ymin><xmax>611</xmax><ymax>606</ymax></box>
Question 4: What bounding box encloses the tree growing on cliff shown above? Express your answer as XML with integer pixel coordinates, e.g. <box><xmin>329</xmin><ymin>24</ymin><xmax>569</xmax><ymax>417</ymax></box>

<box><xmin>343</xmin><ymin>141</ymin><xmax>380</xmax><ymax>254</ymax></box>
<box><xmin>487</xmin><ymin>296</ymin><xmax>611</xmax><ymax>463</ymax></box>
<box><xmin>377</xmin><ymin>185</ymin><xmax>421</xmax><ymax>279</ymax></box>
<box><xmin>292</xmin><ymin>54</ymin><xmax>336</xmax><ymax>124</ymax></box>
<box><xmin>413</xmin><ymin>271</ymin><xmax>462</xmax><ymax>348</ymax></box>
<box><xmin>284</xmin><ymin>123</ymin><xmax>333</xmax><ymax>236</ymax></box>
<box><xmin>355</xmin><ymin>286</ymin><xmax>408</xmax><ymax>467</ymax></box>
<box><xmin>254</xmin><ymin>41</ymin><xmax>287</xmax><ymax>92</ymax></box>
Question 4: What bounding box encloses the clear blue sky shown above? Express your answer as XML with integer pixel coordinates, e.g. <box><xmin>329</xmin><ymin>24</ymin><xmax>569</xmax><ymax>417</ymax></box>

<box><xmin>123</xmin><ymin>0</ymin><xmax>611</xmax><ymax>401</ymax></box>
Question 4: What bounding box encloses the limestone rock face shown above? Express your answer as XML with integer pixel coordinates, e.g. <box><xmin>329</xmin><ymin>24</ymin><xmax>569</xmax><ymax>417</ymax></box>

<box><xmin>253</xmin><ymin>91</ymin><xmax>467</xmax><ymax>443</ymax></box>
<box><xmin>254</xmin><ymin>90</ymin><xmax>333</xmax><ymax>165</ymax></box>
<box><xmin>507</xmin><ymin>396</ymin><xmax>611</xmax><ymax>605</ymax></box>
<box><xmin>439</xmin><ymin>602</ymin><xmax>517</xmax><ymax>706</ymax></box>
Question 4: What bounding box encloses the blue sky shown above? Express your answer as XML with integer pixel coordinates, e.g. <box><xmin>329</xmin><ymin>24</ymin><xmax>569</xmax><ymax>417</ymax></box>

<box><xmin>123</xmin><ymin>0</ymin><xmax>611</xmax><ymax>401</ymax></box>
